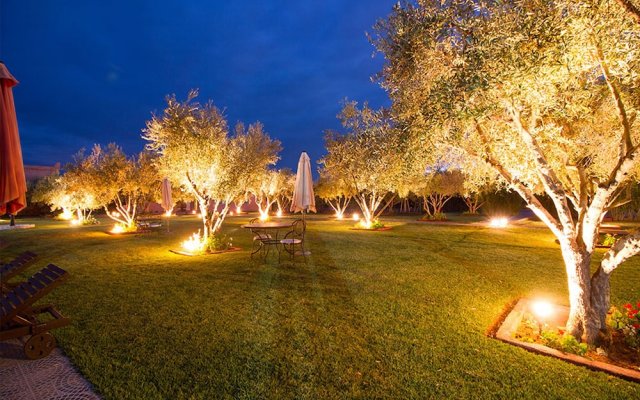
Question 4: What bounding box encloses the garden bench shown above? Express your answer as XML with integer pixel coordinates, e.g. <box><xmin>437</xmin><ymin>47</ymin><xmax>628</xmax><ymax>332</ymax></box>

<box><xmin>0</xmin><ymin>263</ymin><xmax>71</xmax><ymax>359</ymax></box>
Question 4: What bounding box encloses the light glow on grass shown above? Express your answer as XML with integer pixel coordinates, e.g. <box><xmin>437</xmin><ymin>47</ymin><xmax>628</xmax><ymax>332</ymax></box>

<box><xmin>489</xmin><ymin>217</ymin><xmax>509</xmax><ymax>228</ymax></box>
<box><xmin>70</xmin><ymin>219</ymin><xmax>81</xmax><ymax>226</ymax></box>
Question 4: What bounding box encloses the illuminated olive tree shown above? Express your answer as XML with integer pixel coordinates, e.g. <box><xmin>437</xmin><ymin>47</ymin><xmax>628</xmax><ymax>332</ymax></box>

<box><xmin>315</xmin><ymin>168</ymin><xmax>354</xmax><ymax>219</ymax></box>
<box><xmin>275</xmin><ymin>168</ymin><xmax>295</xmax><ymax>215</ymax></box>
<box><xmin>84</xmin><ymin>144</ymin><xmax>159</xmax><ymax>230</ymax></box>
<box><xmin>31</xmin><ymin>174</ymin><xmax>72</xmax><ymax>218</ymax></box>
<box><xmin>375</xmin><ymin>0</ymin><xmax>640</xmax><ymax>343</ymax></box>
<box><xmin>415</xmin><ymin>169</ymin><xmax>464</xmax><ymax>220</ymax></box>
<box><xmin>252</xmin><ymin>170</ymin><xmax>281</xmax><ymax>219</ymax></box>
<box><xmin>320</xmin><ymin>101</ymin><xmax>407</xmax><ymax>226</ymax></box>
<box><xmin>33</xmin><ymin>150</ymin><xmax>102</xmax><ymax>223</ymax></box>
<box><xmin>143</xmin><ymin>91</ymin><xmax>280</xmax><ymax>239</ymax></box>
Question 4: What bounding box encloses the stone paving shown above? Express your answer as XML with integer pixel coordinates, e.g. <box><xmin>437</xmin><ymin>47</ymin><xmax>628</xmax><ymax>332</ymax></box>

<box><xmin>0</xmin><ymin>339</ymin><xmax>100</xmax><ymax>400</ymax></box>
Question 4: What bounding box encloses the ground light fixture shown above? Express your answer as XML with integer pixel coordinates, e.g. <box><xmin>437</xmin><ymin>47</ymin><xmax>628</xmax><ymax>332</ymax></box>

<box><xmin>259</xmin><ymin>212</ymin><xmax>269</xmax><ymax>221</ymax></box>
<box><xmin>352</xmin><ymin>213</ymin><xmax>360</xmax><ymax>222</ymax></box>
<box><xmin>59</xmin><ymin>208</ymin><xmax>74</xmax><ymax>220</ymax></box>
<box><xmin>164</xmin><ymin>210</ymin><xmax>172</xmax><ymax>217</ymax></box>
<box><xmin>276</xmin><ymin>209</ymin><xmax>283</xmax><ymax>218</ymax></box>
<box><xmin>182</xmin><ymin>232</ymin><xmax>205</xmax><ymax>254</ymax></box>
<box><xmin>70</xmin><ymin>219</ymin><xmax>81</xmax><ymax>226</ymax></box>
<box><xmin>531</xmin><ymin>299</ymin><xmax>554</xmax><ymax>332</ymax></box>
<box><xmin>336</xmin><ymin>212</ymin><xmax>344</xmax><ymax>220</ymax></box>
<box><xmin>489</xmin><ymin>217</ymin><xmax>509</xmax><ymax>228</ymax></box>
<box><xmin>111</xmin><ymin>223</ymin><xmax>125</xmax><ymax>234</ymax></box>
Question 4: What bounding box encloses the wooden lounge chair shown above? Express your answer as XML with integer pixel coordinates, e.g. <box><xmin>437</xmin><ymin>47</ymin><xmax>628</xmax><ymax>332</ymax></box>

<box><xmin>0</xmin><ymin>251</ymin><xmax>38</xmax><ymax>293</ymax></box>
<box><xmin>0</xmin><ymin>264</ymin><xmax>71</xmax><ymax>359</ymax></box>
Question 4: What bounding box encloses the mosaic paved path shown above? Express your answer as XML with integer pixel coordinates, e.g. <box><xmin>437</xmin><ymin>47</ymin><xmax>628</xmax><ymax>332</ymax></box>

<box><xmin>0</xmin><ymin>339</ymin><xmax>100</xmax><ymax>400</ymax></box>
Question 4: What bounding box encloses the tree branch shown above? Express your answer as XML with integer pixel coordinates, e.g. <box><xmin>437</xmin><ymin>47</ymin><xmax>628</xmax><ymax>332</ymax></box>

<box><xmin>471</xmin><ymin>122</ymin><xmax>564</xmax><ymax>237</ymax></box>
<box><xmin>510</xmin><ymin>107</ymin><xmax>575</xmax><ymax>231</ymax></box>
<box><xmin>615</xmin><ymin>0</ymin><xmax>640</xmax><ymax>24</ymax></box>
<box><xmin>600</xmin><ymin>230</ymin><xmax>640</xmax><ymax>274</ymax></box>
<box><xmin>595</xmin><ymin>44</ymin><xmax>633</xmax><ymax>157</ymax></box>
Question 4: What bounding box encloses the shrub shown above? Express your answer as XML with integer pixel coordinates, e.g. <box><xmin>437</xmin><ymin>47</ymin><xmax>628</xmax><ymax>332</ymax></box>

<box><xmin>206</xmin><ymin>233</ymin><xmax>233</xmax><ymax>252</ymax></box>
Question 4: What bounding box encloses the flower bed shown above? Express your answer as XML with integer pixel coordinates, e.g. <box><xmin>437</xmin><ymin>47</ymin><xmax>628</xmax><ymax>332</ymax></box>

<box><xmin>493</xmin><ymin>298</ymin><xmax>640</xmax><ymax>382</ymax></box>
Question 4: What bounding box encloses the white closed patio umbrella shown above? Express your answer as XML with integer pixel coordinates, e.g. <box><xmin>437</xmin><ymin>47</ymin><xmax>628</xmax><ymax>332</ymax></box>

<box><xmin>289</xmin><ymin>152</ymin><xmax>315</xmax><ymax>257</ymax></box>
<box><xmin>290</xmin><ymin>152</ymin><xmax>316</xmax><ymax>218</ymax></box>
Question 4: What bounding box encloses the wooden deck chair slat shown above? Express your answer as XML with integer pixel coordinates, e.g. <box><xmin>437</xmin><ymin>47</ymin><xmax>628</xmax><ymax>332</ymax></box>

<box><xmin>13</xmin><ymin>286</ymin><xmax>30</xmax><ymax>302</ymax></box>
<box><xmin>6</xmin><ymin>293</ymin><xmax>22</xmax><ymax>308</ymax></box>
<box><xmin>41</xmin><ymin>266</ymin><xmax>60</xmax><ymax>280</ymax></box>
<box><xmin>20</xmin><ymin>282</ymin><xmax>38</xmax><ymax>296</ymax></box>
<box><xmin>33</xmin><ymin>272</ymin><xmax>52</xmax><ymax>285</ymax></box>
<box><xmin>47</xmin><ymin>264</ymin><xmax>66</xmax><ymax>276</ymax></box>
<box><xmin>27</xmin><ymin>277</ymin><xmax>45</xmax><ymax>290</ymax></box>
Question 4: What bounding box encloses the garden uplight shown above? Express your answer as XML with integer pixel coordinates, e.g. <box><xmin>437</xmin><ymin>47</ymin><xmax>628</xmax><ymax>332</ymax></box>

<box><xmin>336</xmin><ymin>212</ymin><xmax>344</xmax><ymax>220</ymax></box>
<box><xmin>489</xmin><ymin>217</ymin><xmax>509</xmax><ymax>228</ymax></box>
<box><xmin>532</xmin><ymin>300</ymin><xmax>554</xmax><ymax>320</ymax></box>
<box><xmin>164</xmin><ymin>210</ymin><xmax>172</xmax><ymax>217</ymax></box>
<box><xmin>70</xmin><ymin>219</ymin><xmax>81</xmax><ymax>226</ymax></box>
<box><xmin>111</xmin><ymin>223</ymin><xmax>125</xmax><ymax>234</ymax></box>
<box><xmin>236</xmin><ymin>206</ymin><xmax>242</xmax><ymax>214</ymax></box>
<box><xmin>182</xmin><ymin>232</ymin><xmax>206</xmax><ymax>254</ymax></box>
<box><xmin>276</xmin><ymin>210</ymin><xmax>283</xmax><ymax>218</ymax></box>
<box><xmin>59</xmin><ymin>208</ymin><xmax>74</xmax><ymax>220</ymax></box>
<box><xmin>259</xmin><ymin>212</ymin><xmax>269</xmax><ymax>221</ymax></box>
<box><xmin>352</xmin><ymin>213</ymin><xmax>360</xmax><ymax>222</ymax></box>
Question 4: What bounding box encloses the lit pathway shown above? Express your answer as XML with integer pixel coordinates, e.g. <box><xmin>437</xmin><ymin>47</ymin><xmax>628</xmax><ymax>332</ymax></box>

<box><xmin>0</xmin><ymin>339</ymin><xmax>100</xmax><ymax>399</ymax></box>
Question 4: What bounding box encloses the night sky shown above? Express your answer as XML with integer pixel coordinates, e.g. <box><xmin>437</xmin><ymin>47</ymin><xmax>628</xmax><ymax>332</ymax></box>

<box><xmin>1</xmin><ymin>1</ymin><xmax>392</xmax><ymax>171</ymax></box>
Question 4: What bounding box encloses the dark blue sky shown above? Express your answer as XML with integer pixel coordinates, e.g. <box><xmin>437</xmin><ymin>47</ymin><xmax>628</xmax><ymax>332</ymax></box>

<box><xmin>1</xmin><ymin>1</ymin><xmax>392</xmax><ymax>170</ymax></box>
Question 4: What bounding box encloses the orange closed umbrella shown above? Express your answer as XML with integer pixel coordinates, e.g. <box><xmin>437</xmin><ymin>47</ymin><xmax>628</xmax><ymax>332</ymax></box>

<box><xmin>0</xmin><ymin>62</ymin><xmax>27</xmax><ymax>219</ymax></box>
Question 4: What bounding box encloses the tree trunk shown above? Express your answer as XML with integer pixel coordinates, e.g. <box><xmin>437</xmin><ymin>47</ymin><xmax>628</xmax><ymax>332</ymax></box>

<box><xmin>559</xmin><ymin>239</ymin><xmax>592</xmax><ymax>340</ymax></box>
<box><xmin>588</xmin><ymin>266</ymin><xmax>611</xmax><ymax>344</ymax></box>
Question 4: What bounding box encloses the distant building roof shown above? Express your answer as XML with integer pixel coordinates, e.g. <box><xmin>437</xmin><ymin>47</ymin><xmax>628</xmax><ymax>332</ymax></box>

<box><xmin>24</xmin><ymin>163</ymin><xmax>60</xmax><ymax>182</ymax></box>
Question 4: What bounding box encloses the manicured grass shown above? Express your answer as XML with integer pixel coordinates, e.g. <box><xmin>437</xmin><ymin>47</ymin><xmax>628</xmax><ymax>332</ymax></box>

<box><xmin>2</xmin><ymin>214</ymin><xmax>640</xmax><ymax>399</ymax></box>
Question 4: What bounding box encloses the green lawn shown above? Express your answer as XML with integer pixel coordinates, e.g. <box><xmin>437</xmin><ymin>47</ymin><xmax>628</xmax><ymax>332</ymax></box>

<box><xmin>2</xmin><ymin>214</ymin><xmax>640</xmax><ymax>399</ymax></box>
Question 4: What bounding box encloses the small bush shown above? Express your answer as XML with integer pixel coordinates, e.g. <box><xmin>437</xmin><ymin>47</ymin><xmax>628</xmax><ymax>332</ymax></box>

<box><xmin>206</xmin><ymin>233</ymin><xmax>233</xmax><ymax>251</ymax></box>
<box><xmin>540</xmin><ymin>330</ymin><xmax>588</xmax><ymax>356</ymax></box>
